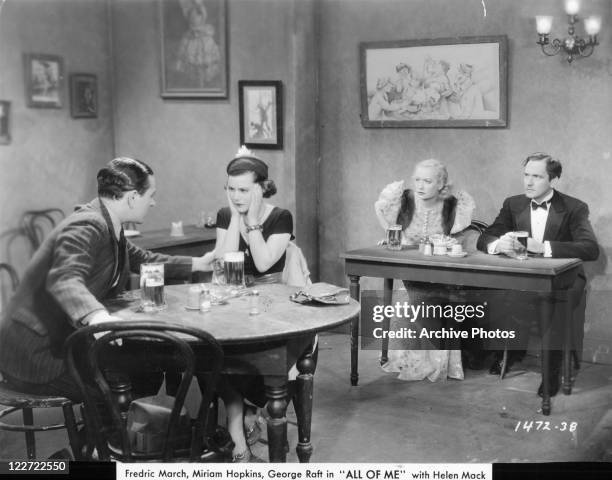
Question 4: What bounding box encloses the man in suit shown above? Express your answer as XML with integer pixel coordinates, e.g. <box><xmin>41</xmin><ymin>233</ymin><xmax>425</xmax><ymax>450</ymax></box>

<box><xmin>477</xmin><ymin>152</ymin><xmax>599</xmax><ymax>396</ymax></box>
<box><xmin>0</xmin><ymin>157</ymin><xmax>212</xmax><ymax>400</ymax></box>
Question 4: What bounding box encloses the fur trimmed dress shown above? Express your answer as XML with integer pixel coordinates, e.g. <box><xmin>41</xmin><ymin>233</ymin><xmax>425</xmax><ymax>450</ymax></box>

<box><xmin>374</xmin><ymin>181</ymin><xmax>475</xmax><ymax>381</ymax></box>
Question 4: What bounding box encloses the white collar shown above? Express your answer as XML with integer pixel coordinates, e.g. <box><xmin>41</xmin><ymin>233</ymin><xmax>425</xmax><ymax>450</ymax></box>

<box><xmin>532</xmin><ymin>190</ymin><xmax>554</xmax><ymax>206</ymax></box>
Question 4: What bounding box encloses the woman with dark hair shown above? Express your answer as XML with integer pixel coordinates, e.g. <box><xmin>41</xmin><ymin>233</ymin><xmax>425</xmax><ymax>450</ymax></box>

<box><xmin>214</xmin><ymin>146</ymin><xmax>293</xmax><ymax>285</ymax></box>
<box><xmin>0</xmin><ymin>156</ymin><xmax>212</xmax><ymax>404</ymax></box>
<box><xmin>212</xmin><ymin>147</ymin><xmax>295</xmax><ymax>462</ymax></box>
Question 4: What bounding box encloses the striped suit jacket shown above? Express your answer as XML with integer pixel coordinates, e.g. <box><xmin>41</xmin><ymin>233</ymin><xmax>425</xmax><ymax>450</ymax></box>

<box><xmin>0</xmin><ymin>198</ymin><xmax>193</xmax><ymax>383</ymax></box>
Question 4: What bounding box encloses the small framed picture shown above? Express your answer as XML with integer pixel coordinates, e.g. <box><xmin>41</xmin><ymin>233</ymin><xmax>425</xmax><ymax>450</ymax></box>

<box><xmin>0</xmin><ymin>101</ymin><xmax>11</xmax><ymax>145</ymax></box>
<box><xmin>24</xmin><ymin>53</ymin><xmax>64</xmax><ymax>108</ymax></box>
<box><xmin>238</xmin><ymin>81</ymin><xmax>283</xmax><ymax>150</ymax></box>
<box><xmin>70</xmin><ymin>74</ymin><xmax>98</xmax><ymax>118</ymax></box>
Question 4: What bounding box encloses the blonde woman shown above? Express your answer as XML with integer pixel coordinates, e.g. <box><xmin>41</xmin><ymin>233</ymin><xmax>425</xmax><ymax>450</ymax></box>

<box><xmin>374</xmin><ymin>158</ymin><xmax>475</xmax><ymax>381</ymax></box>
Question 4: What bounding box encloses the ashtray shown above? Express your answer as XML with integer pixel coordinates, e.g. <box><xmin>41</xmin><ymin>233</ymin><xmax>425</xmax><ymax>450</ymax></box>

<box><xmin>447</xmin><ymin>252</ymin><xmax>468</xmax><ymax>258</ymax></box>
<box><xmin>184</xmin><ymin>305</ymin><xmax>201</xmax><ymax>311</ymax></box>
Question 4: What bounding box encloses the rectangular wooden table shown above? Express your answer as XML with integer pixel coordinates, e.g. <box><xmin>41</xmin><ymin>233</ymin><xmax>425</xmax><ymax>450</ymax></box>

<box><xmin>341</xmin><ymin>246</ymin><xmax>582</xmax><ymax>415</ymax></box>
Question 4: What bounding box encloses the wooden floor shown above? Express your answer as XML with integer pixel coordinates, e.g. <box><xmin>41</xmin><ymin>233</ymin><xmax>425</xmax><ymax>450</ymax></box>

<box><xmin>1</xmin><ymin>332</ymin><xmax>612</xmax><ymax>462</ymax></box>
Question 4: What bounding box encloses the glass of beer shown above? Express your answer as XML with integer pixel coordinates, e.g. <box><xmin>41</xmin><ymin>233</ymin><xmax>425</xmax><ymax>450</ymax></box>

<box><xmin>511</xmin><ymin>231</ymin><xmax>529</xmax><ymax>260</ymax></box>
<box><xmin>140</xmin><ymin>263</ymin><xmax>166</xmax><ymax>311</ymax></box>
<box><xmin>386</xmin><ymin>225</ymin><xmax>402</xmax><ymax>251</ymax></box>
<box><xmin>223</xmin><ymin>252</ymin><xmax>245</xmax><ymax>287</ymax></box>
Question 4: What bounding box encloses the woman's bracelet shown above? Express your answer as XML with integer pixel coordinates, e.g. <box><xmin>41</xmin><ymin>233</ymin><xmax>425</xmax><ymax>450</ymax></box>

<box><xmin>245</xmin><ymin>223</ymin><xmax>263</xmax><ymax>233</ymax></box>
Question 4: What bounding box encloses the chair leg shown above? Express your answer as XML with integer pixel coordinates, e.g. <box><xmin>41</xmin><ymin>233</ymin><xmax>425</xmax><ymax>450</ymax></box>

<box><xmin>62</xmin><ymin>403</ymin><xmax>82</xmax><ymax>460</ymax></box>
<box><xmin>22</xmin><ymin>407</ymin><xmax>36</xmax><ymax>460</ymax></box>
<box><xmin>499</xmin><ymin>347</ymin><xmax>508</xmax><ymax>380</ymax></box>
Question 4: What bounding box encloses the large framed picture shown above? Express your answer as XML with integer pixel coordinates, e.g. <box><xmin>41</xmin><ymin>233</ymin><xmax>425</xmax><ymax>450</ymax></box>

<box><xmin>360</xmin><ymin>35</ymin><xmax>508</xmax><ymax>128</ymax></box>
<box><xmin>238</xmin><ymin>81</ymin><xmax>283</xmax><ymax>150</ymax></box>
<box><xmin>24</xmin><ymin>53</ymin><xmax>64</xmax><ymax>108</ymax></box>
<box><xmin>0</xmin><ymin>101</ymin><xmax>10</xmax><ymax>145</ymax></box>
<box><xmin>159</xmin><ymin>0</ymin><xmax>228</xmax><ymax>98</ymax></box>
<box><xmin>70</xmin><ymin>74</ymin><xmax>98</xmax><ymax>118</ymax></box>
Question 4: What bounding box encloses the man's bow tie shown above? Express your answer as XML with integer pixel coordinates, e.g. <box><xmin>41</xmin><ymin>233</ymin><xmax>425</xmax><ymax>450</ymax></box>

<box><xmin>531</xmin><ymin>201</ymin><xmax>549</xmax><ymax>211</ymax></box>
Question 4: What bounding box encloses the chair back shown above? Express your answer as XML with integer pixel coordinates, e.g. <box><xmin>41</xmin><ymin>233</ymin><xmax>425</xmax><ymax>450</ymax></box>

<box><xmin>0</xmin><ymin>263</ymin><xmax>19</xmax><ymax>316</ymax></box>
<box><xmin>282</xmin><ymin>242</ymin><xmax>312</xmax><ymax>287</ymax></box>
<box><xmin>22</xmin><ymin>208</ymin><xmax>65</xmax><ymax>252</ymax></box>
<box><xmin>64</xmin><ymin>321</ymin><xmax>223</xmax><ymax>462</ymax></box>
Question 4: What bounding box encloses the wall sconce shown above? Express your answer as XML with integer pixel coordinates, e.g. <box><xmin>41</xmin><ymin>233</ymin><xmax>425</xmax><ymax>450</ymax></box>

<box><xmin>535</xmin><ymin>0</ymin><xmax>601</xmax><ymax>63</ymax></box>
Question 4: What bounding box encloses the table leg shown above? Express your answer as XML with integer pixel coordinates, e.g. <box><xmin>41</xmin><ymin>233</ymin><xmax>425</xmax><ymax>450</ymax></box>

<box><xmin>265</xmin><ymin>382</ymin><xmax>288</xmax><ymax>462</ymax></box>
<box><xmin>539</xmin><ymin>295</ymin><xmax>552</xmax><ymax>416</ymax></box>
<box><xmin>380</xmin><ymin>278</ymin><xmax>393</xmax><ymax>366</ymax></box>
<box><xmin>349</xmin><ymin>275</ymin><xmax>361</xmax><ymax>386</ymax></box>
<box><xmin>563</xmin><ymin>292</ymin><xmax>573</xmax><ymax>395</ymax></box>
<box><xmin>293</xmin><ymin>352</ymin><xmax>316</xmax><ymax>463</ymax></box>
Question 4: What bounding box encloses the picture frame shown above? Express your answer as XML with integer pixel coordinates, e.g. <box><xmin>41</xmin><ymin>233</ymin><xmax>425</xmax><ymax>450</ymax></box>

<box><xmin>159</xmin><ymin>0</ymin><xmax>228</xmax><ymax>99</ymax></box>
<box><xmin>0</xmin><ymin>101</ymin><xmax>10</xmax><ymax>145</ymax></box>
<box><xmin>24</xmin><ymin>53</ymin><xmax>64</xmax><ymax>108</ymax></box>
<box><xmin>70</xmin><ymin>74</ymin><xmax>98</xmax><ymax>118</ymax></box>
<box><xmin>360</xmin><ymin>35</ymin><xmax>508</xmax><ymax>128</ymax></box>
<box><xmin>238</xmin><ymin>80</ymin><xmax>283</xmax><ymax>150</ymax></box>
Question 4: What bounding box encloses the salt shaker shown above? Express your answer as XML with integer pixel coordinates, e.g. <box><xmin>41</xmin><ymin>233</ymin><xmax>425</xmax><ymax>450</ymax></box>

<box><xmin>200</xmin><ymin>288</ymin><xmax>212</xmax><ymax>313</ymax></box>
<box><xmin>249</xmin><ymin>290</ymin><xmax>260</xmax><ymax>316</ymax></box>
<box><xmin>423</xmin><ymin>239</ymin><xmax>433</xmax><ymax>256</ymax></box>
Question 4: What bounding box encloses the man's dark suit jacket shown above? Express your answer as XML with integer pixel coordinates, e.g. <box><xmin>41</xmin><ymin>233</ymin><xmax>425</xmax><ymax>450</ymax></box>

<box><xmin>0</xmin><ymin>198</ymin><xmax>193</xmax><ymax>384</ymax></box>
<box><xmin>476</xmin><ymin>190</ymin><xmax>599</xmax><ymax>354</ymax></box>
<box><xmin>476</xmin><ymin>190</ymin><xmax>599</xmax><ymax>261</ymax></box>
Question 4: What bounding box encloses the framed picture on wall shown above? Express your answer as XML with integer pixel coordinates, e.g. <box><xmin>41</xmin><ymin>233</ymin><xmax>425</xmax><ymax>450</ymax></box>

<box><xmin>0</xmin><ymin>101</ymin><xmax>10</xmax><ymax>145</ymax></box>
<box><xmin>70</xmin><ymin>74</ymin><xmax>98</xmax><ymax>118</ymax></box>
<box><xmin>24</xmin><ymin>53</ymin><xmax>64</xmax><ymax>108</ymax></box>
<box><xmin>159</xmin><ymin>0</ymin><xmax>228</xmax><ymax>98</ymax></box>
<box><xmin>238</xmin><ymin>80</ymin><xmax>283</xmax><ymax>150</ymax></box>
<box><xmin>360</xmin><ymin>35</ymin><xmax>508</xmax><ymax>128</ymax></box>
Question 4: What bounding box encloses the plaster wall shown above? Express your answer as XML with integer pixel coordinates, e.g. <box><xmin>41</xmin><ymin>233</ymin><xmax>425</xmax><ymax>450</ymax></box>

<box><xmin>318</xmin><ymin>0</ymin><xmax>612</xmax><ymax>361</ymax></box>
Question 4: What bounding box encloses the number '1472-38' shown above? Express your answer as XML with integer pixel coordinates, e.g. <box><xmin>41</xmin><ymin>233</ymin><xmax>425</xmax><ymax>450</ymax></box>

<box><xmin>514</xmin><ymin>420</ymin><xmax>577</xmax><ymax>432</ymax></box>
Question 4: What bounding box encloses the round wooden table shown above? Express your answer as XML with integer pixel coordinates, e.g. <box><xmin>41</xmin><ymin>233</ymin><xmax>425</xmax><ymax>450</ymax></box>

<box><xmin>105</xmin><ymin>283</ymin><xmax>360</xmax><ymax>462</ymax></box>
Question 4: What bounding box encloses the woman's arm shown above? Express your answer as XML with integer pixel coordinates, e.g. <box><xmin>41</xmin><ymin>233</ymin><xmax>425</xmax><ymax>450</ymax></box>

<box><xmin>247</xmin><ymin>231</ymin><xmax>291</xmax><ymax>273</ymax></box>
<box><xmin>214</xmin><ymin>191</ymin><xmax>242</xmax><ymax>257</ymax></box>
<box><xmin>245</xmin><ymin>185</ymin><xmax>291</xmax><ymax>273</ymax></box>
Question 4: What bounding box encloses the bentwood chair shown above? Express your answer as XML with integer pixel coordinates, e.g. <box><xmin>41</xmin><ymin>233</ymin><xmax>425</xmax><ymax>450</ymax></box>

<box><xmin>0</xmin><ymin>263</ymin><xmax>82</xmax><ymax>460</ymax></box>
<box><xmin>21</xmin><ymin>208</ymin><xmax>65</xmax><ymax>252</ymax></box>
<box><xmin>64</xmin><ymin>321</ymin><xmax>227</xmax><ymax>462</ymax></box>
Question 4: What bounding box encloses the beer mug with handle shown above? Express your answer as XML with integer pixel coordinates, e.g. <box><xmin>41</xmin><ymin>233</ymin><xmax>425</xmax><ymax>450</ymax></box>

<box><xmin>223</xmin><ymin>252</ymin><xmax>245</xmax><ymax>287</ymax></box>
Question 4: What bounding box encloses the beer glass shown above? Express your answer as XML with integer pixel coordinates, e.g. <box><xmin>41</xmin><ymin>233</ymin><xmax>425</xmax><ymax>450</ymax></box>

<box><xmin>386</xmin><ymin>225</ymin><xmax>402</xmax><ymax>251</ymax></box>
<box><xmin>511</xmin><ymin>231</ymin><xmax>529</xmax><ymax>260</ymax></box>
<box><xmin>223</xmin><ymin>252</ymin><xmax>245</xmax><ymax>287</ymax></box>
<box><xmin>140</xmin><ymin>263</ymin><xmax>166</xmax><ymax>311</ymax></box>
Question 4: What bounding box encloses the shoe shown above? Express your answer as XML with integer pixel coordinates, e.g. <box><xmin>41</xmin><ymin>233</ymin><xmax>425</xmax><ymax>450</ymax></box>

<box><xmin>232</xmin><ymin>449</ymin><xmax>252</xmax><ymax>463</ymax></box>
<box><xmin>245</xmin><ymin>420</ymin><xmax>262</xmax><ymax>446</ymax></box>
<box><xmin>232</xmin><ymin>449</ymin><xmax>265</xmax><ymax>463</ymax></box>
<box><xmin>488</xmin><ymin>358</ymin><xmax>504</xmax><ymax>375</ymax></box>
<box><xmin>488</xmin><ymin>350</ymin><xmax>524</xmax><ymax>375</ymax></box>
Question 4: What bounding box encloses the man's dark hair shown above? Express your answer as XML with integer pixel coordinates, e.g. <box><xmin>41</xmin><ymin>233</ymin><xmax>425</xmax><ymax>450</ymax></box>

<box><xmin>97</xmin><ymin>157</ymin><xmax>154</xmax><ymax>199</ymax></box>
<box><xmin>523</xmin><ymin>152</ymin><xmax>562</xmax><ymax>180</ymax></box>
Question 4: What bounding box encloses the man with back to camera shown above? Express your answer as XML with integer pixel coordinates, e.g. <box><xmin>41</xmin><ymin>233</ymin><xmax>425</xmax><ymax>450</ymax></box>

<box><xmin>477</xmin><ymin>152</ymin><xmax>599</xmax><ymax>396</ymax></box>
<box><xmin>0</xmin><ymin>157</ymin><xmax>214</xmax><ymax>403</ymax></box>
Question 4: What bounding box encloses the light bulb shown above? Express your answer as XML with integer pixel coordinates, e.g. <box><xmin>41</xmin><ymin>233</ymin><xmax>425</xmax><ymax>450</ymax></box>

<box><xmin>564</xmin><ymin>0</ymin><xmax>580</xmax><ymax>16</ymax></box>
<box><xmin>584</xmin><ymin>16</ymin><xmax>601</xmax><ymax>35</ymax></box>
<box><xmin>536</xmin><ymin>16</ymin><xmax>553</xmax><ymax>34</ymax></box>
